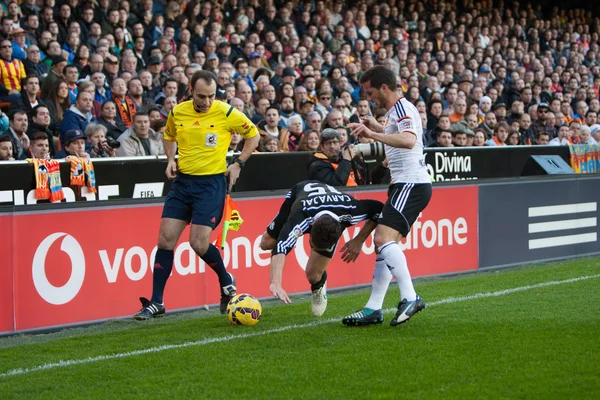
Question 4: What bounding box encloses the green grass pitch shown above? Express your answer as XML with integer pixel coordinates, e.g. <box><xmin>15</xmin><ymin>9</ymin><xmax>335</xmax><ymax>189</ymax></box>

<box><xmin>1</xmin><ymin>257</ymin><xmax>599</xmax><ymax>399</ymax></box>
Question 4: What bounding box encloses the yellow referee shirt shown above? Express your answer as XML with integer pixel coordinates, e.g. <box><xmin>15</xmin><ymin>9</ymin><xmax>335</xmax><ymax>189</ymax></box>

<box><xmin>164</xmin><ymin>100</ymin><xmax>258</xmax><ymax>175</ymax></box>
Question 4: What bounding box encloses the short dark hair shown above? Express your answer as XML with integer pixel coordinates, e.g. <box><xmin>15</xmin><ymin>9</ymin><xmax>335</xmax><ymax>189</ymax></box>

<box><xmin>8</xmin><ymin>109</ymin><xmax>27</xmax><ymax>121</ymax></box>
<box><xmin>311</xmin><ymin>215</ymin><xmax>342</xmax><ymax>250</ymax></box>
<box><xmin>31</xmin><ymin>104</ymin><xmax>49</xmax><ymax>118</ymax></box>
<box><xmin>163</xmin><ymin>77</ymin><xmax>178</xmax><ymax>88</ymax></box>
<box><xmin>190</xmin><ymin>70</ymin><xmax>217</xmax><ymax>89</ymax></box>
<box><xmin>0</xmin><ymin>133</ymin><xmax>11</xmax><ymax>144</ymax></box>
<box><xmin>30</xmin><ymin>131</ymin><xmax>49</xmax><ymax>142</ymax></box>
<box><xmin>359</xmin><ymin>65</ymin><xmax>396</xmax><ymax>90</ymax></box>
<box><xmin>134</xmin><ymin>111</ymin><xmax>149</xmax><ymax>120</ymax></box>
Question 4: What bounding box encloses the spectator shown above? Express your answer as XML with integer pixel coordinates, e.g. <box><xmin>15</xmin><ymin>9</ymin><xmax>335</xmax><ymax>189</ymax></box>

<box><xmin>86</xmin><ymin>123</ymin><xmax>116</xmax><ymax>158</ymax></box>
<box><xmin>283</xmin><ymin>114</ymin><xmax>304</xmax><ymax>152</ymax></box>
<box><xmin>27</xmin><ymin>131</ymin><xmax>51</xmax><ymax>160</ymax></box>
<box><xmin>259</xmin><ymin>135</ymin><xmax>282</xmax><ymax>152</ymax></box>
<box><xmin>0</xmin><ymin>39</ymin><xmax>26</xmax><ymax>101</ymax></box>
<box><xmin>298</xmin><ymin>130</ymin><xmax>320</xmax><ymax>152</ymax></box>
<box><xmin>549</xmin><ymin>124</ymin><xmax>572</xmax><ymax>146</ymax></box>
<box><xmin>59</xmin><ymin>91</ymin><xmax>95</xmax><ymax>147</ymax></box>
<box><xmin>258</xmin><ymin>106</ymin><xmax>288</xmax><ymax>141</ymax></box>
<box><xmin>7</xmin><ymin>110</ymin><xmax>29</xmax><ymax>160</ymax></box>
<box><xmin>27</xmin><ymin>105</ymin><xmax>56</xmax><ymax>156</ymax></box>
<box><xmin>23</xmin><ymin>45</ymin><xmax>49</xmax><ymax>78</ymax></box>
<box><xmin>116</xmin><ymin>111</ymin><xmax>164</xmax><ymax>157</ymax></box>
<box><xmin>40</xmin><ymin>56</ymin><xmax>67</xmax><ymax>100</ymax></box>
<box><xmin>111</xmin><ymin>78</ymin><xmax>137</xmax><ymax>128</ymax></box>
<box><xmin>536</xmin><ymin>132</ymin><xmax>551</xmax><ymax>146</ymax></box>
<box><xmin>308</xmin><ymin>128</ymin><xmax>365</xmax><ymax>186</ymax></box>
<box><xmin>46</xmin><ymin>79</ymin><xmax>70</xmax><ymax>126</ymax></box>
<box><xmin>0</xmin><ymin>134</ymin><xmax>14</xmax><ymax>161</ymax></box>
<box><xmin>97</xmin><ymin>100</ymin><xmax>126</xmax><ymax>140</ymax></box>
<box><xmin>429</xmin><ymin>130</ymin><xmax>453</xmax><ymax>148</ymax></box>
<box><xmin>486</xmin><ymin>122</ymin><xmax>510</xmax><ymax>146</ymax></box>
<box><xmin>54</xmin><ymin>129</ymin><xmax>90</xmax><ymax>159</ymax></box>
<box><xmin>472</xmin><ymin>129</ymin><xmax>487</xmax><ymax>147</ymax></box>
<box><xmin>11</xmin><ymin>75</ymin><xmax>46</xmax><ymax>115</ymax></box>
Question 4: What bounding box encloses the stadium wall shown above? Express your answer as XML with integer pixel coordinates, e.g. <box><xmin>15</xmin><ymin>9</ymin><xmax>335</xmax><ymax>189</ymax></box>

<box><xmin>1</xmin><ymin>175</ymin><xmax>599</xmax><ymax>334</ymax></box>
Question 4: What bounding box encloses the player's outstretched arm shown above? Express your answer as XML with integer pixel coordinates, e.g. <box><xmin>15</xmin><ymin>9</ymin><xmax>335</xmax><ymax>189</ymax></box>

<box><xmin>269</xmin><ymin>253</ymin><xmax>292</xmax><ymax>304</ymax></box>
<box><xmin>340</xmin><ymin>219</ymin><xmax>378</xmax><ymax>263</ymax></box>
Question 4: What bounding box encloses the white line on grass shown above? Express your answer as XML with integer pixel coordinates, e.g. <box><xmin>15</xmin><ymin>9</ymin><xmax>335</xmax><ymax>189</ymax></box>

<box><xmin>2</xmin><ymin>273</ymin><xmax>599</xmax><ymax>378</ymax></box>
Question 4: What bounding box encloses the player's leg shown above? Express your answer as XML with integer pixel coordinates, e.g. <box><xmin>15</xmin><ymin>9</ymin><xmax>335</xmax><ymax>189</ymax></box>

<box><xmin>376</xmin><ymin>183</ymin><xmax>432</xmax><ymax>326</ymax></box>
<box><xmin>189</xmin><ymin>174</ymin><xmax>234</xmax><ymax>314</ymax></box>
<box><xmin>190</xmin><ymin>224</ymin><xmax>236</xmax><ymax>313</ymax></box>
<box><xmin>305</xmin><ymin>249</ymin><xmax>331</xmax><ymax>317</ymax></box>
<box><xmin>342</xmin><ymin>252</ymin><xmax>390</xmax><ymax>326</ymax></box>
<box><xmin>135</xmin><ymin>179</ymin><xmax>191</xmax><ymax>320</ymax></box>
<box><xmin>260</xmin><ymin>188</ymin><xmax>297</xmax><ymax>251</ymax></box>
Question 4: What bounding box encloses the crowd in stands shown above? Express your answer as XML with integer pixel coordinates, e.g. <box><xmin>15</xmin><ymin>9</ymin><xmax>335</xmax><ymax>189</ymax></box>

<box><xmin>0</xmin><ymin>0</ymin><xmax>599</xmax><ymax>163</ymax></box>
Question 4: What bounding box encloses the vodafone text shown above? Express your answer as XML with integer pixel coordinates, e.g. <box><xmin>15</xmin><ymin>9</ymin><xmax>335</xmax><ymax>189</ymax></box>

<box><xmin>32</xmin><ymin>214</ymin><xmax>470</xmax><ymax>304</ymax></box>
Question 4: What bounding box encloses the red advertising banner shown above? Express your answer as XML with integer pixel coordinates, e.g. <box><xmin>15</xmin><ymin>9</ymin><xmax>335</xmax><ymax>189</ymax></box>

<box><xmin>0</xmin><ymin>215</ymin><xmax>14</xmax><ymax>333</ymax></box>
<box><xmin>6</xmin><ymin>185</ymin><xmax>478</xmax><ymax>333</ymax></box>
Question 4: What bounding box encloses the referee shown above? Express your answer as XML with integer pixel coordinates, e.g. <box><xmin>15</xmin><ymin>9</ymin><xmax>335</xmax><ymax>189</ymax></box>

<box><xmin>134</xmin><ymin>70</ymin><xmax>260</xmax><ymax>320</ymax></box>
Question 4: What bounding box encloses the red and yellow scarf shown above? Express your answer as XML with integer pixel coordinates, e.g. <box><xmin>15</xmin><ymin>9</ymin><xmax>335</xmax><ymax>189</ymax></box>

<box><xmin>27</xmin><ymin>158</ymin><xmax>64</xmax><ymax>202</ymax></box>
<box><xmin>113</xmin><ymin>95</ymin><xmax>137</xmax><ymax>128</ymax></box>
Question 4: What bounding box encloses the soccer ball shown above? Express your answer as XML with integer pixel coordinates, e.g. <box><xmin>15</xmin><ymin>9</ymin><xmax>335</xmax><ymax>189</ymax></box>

<box><xmin>227</xmin><ymin>294</ymin><xmax>262</xmax><ymax>326</ymax></box>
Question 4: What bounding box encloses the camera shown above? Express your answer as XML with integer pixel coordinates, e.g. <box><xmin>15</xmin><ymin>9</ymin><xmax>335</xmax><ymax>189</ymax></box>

<box><xmin>105</xmin><ymin>136</ymin><xmax>121</xmax><ymax>149</ymax></box>
<box><xmin>354</xmin><ymin>142</ymin><xmax>385</xmax><ymax>157</ymax></box>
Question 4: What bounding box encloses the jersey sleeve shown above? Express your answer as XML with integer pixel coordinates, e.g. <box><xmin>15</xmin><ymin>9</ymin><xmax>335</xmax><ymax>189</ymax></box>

<box><xmin>392</xmin><ymin>116</ymin><xmax>417</xmax><ymax>136</ymax></box>
<box><xmin>266</xmin><ymin>184</ymin><xmax>301</xmax><ymax>239</ymax></box>
<box><xmin>164</xmin><ymin>109</ymin><xmax>177</xmax><ymax>141</ymax></box>
<box><xmin>351</xmin><ymin>199</ymin><xmax>384</xmax><ymax>224</ymax></box>
<box><xmin>226</xmin><ymin>106</ymin><xmax>259</xmax><ymax>139</ymax></box>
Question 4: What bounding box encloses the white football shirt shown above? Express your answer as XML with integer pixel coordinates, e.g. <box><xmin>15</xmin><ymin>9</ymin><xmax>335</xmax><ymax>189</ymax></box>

<box><xmin>383</xmin><ymin>96</ymin><xmax>431</xmax><ymax>184</ymax></box>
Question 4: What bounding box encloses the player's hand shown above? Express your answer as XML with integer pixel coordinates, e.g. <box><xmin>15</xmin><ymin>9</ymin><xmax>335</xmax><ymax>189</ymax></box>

<box><xmin>340</xmin><ymin>238</ymin><xmax>363</xmax><ymax>263</ymax></box>
<box><xmin>360</xmin><ymin>115</ymin><xmax>384</xmax><ymax>132</ymax></box>
<box><xmin>348</xmin><ymin>122</ymin><xmax>375</xmax><ymax>140</ymax></box>
<box><xmin>270</xmin><ymin>283</ymin><xmax>291</xmax><ymax>304</ymax></box>
<box><xmin>225</xmin><ymin>162</ymin><xmax>241</xmax><ymax>191</ymax></box>
<box><xmin>165</xmin><ymin>159</ymin><xmax>177</xmax><ymax>179</ymax></box>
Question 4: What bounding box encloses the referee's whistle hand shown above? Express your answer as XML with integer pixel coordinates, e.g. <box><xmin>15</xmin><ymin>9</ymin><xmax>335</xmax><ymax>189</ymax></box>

<box><xmin>165</xmin><ymin>160</ymin><xmax>178</xmax><ymax>179</ymax></box>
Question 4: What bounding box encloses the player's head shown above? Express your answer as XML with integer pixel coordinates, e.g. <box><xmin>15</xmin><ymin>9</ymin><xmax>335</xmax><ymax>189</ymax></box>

<box><xmin>310</xmin><ymin>214</ymin><xmax>342</xmax><ymax>251</ymax></box>
<box><xmin>359</xmin><ymin>66</ymin><xmax>396</xmax><ymax>107</ymax></box>
<box><xmin>191</xmin><ymin>70</ymin><xmax>217</xmax><ymax>113</ymax></box>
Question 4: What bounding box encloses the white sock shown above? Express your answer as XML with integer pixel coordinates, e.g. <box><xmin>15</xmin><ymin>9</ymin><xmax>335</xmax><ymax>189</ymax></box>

<box><xmin>365</xmin><ymin>256</ymin><xmax>392</xmax><ymax>310</ymax></box>
<box><xmin>378</xmin><ymin>241</ymin><xmax>417</xmax><ymax>301</ymax></box>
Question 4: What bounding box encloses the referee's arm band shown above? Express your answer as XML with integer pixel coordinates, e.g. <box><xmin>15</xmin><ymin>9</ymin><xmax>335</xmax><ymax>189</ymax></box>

<box><xmin>226</xmin><ymin>106</ymin><xmax>233</xmax><ymax>117</ymax></box>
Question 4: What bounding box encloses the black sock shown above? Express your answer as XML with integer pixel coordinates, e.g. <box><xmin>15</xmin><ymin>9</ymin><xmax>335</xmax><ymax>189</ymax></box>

<box><xmin>311</xmin><ymin>270</ymin><xmax>327</xmax><ymax>292</ymax></box>
<box><xmin>151</xmin><ymin>248</ymin><xmax>174</xmax><ymax>304</ymax></box>
<box><xmin>200</xmin><ymin>244</ymin><xmax>232</xmax><ymax>288</ymax></box>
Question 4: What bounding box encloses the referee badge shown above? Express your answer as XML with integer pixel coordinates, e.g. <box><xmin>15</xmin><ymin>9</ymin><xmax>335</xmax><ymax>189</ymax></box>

<box><xmin>205</xmin><ymin>133</ymin><xmax>217</xmax><ymax>147</ymax></box>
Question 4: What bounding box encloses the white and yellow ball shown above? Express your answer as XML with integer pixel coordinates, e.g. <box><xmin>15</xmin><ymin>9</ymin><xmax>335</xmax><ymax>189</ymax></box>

<box><xmin>227</xmin><ymin>294</ymin><xmax>262</xmax><ymax>326</ymax></box>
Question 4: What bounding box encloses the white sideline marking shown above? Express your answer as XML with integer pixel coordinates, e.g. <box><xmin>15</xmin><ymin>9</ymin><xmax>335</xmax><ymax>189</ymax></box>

<box><xmin>1</xmin><ymin>274</ymin><xmax>599</xmax><ymax>378</ymax></box>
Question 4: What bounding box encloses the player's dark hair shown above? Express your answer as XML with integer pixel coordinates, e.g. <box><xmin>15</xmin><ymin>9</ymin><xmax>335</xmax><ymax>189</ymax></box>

<box><xmin>311</xmin><ymin>215</ymin><xmax>342</xmax><ymax>250</ymax></box>
<box><xmin>359</xmin><ymin>65</ymin><xmax>396</xmax><ymax>90</ymax></box>
<box><xmin>191</xmin><ymin>70</ymin><xmax>217</xmax><ymax>89</ymax></box>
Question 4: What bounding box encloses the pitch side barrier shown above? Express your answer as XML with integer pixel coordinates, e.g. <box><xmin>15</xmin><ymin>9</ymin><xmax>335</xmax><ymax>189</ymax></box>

<box><xmin>0</xmin><ymin>146</ymin><xmax>570</xmax><ymax>206</ymax></box>
<box><xmin>1</xmin><ymin>174</ymin><xmax>598</xmax><ymax>334</ymax></box>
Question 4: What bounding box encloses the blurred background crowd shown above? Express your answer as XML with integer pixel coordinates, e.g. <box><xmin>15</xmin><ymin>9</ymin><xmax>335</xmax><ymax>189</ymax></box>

<box><xmin>0</xmin><ymin>0</ymin><xmax>598</xmax><ymax>164</ymax></box>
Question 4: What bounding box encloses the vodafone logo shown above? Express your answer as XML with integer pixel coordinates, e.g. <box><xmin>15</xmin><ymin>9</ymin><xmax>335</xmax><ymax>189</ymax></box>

<box><xmin>32</xmin><ymin>233</ymin><xmax>86</xmax><ymax>305</ymax></box>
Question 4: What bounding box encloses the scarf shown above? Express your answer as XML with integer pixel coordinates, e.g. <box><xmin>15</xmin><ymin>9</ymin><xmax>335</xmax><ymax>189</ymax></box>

<box><xmin>27</xmin><ymin>158</ymin><xmax>65</xmax><ymax>202</ymax></box>
<box><xmin>113</xmin><ymin>95</ymin><xmax>137</xmax><ymax>128</ymax></box>
<box><xmin>67</xmin><ymin>156</ymin><xmax>97</xmax><ymax>193</ymax></box>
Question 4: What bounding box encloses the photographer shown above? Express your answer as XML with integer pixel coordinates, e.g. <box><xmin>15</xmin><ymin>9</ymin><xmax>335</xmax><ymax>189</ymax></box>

<box><xmin>85</xmin><ymin>123</ymin><xmax>117</xmax><ymax>158</ymax></box>
<box><xmin>308</xmin><ymin>128</ymin><xmax>367</xmax><ymax>186</ymax></box>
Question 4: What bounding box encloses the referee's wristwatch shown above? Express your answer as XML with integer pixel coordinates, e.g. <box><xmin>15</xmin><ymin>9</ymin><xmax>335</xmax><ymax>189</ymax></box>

<box><xmin>233</xmin><ymin>158</ymin><xmax>245</xmax><ymax>168</ymax></box>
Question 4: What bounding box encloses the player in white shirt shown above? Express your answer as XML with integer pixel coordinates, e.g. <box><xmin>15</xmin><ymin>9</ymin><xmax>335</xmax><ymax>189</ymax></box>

<box><xmin>344</xmin><ymin>66</ymin><xmax>432</xmax><ymax>327</ymax></box>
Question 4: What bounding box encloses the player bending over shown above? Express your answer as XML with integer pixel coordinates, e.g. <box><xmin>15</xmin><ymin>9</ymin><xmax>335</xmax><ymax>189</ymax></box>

<box><xmin>260</xmin><ymin>180</ymin><xmax>383</xmax><ymax>316</ymax></box>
